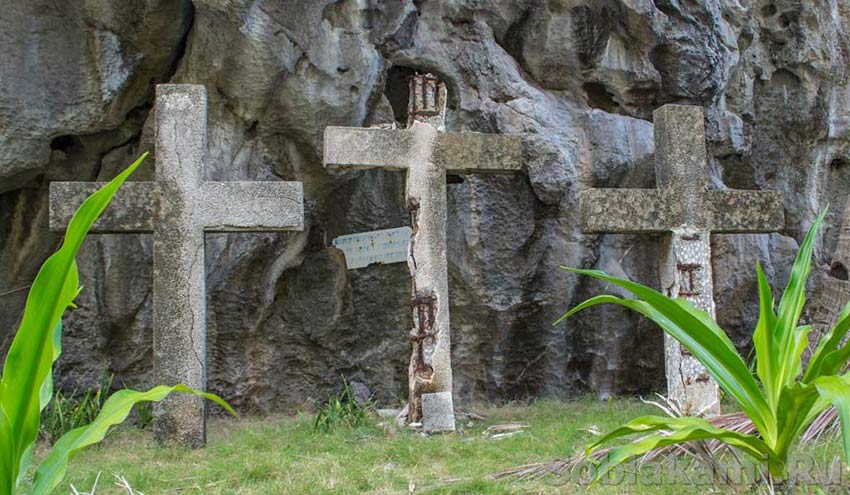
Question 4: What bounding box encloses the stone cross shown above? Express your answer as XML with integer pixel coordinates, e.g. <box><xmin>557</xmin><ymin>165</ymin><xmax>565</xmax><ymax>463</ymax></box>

<box><xmin>49</xmin><ymin>84</ymin><xmax>304</xmax><ymax>447</ymax></box>
<box><xmin>324</xmin><ymin>74</ymin><xmax>523</xmax><ymax>431</ymax></box>
<box><xmin>580</xmin><ymin>104</ymin><xmax>784</xmax><ymax>416</ymax></box>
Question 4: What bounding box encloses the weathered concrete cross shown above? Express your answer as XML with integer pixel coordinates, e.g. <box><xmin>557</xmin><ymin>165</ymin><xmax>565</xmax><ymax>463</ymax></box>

<box><xmin>49</xmin><ymin>84</ymin><xmax>304</xmax><ymax>447</ymax></box>
<box><xmin>324</xmin><ymin>74</ymin><xmax>523</xmax><ymax>431</ymax></box>
<box><xmin>580</xmin><ymin>104</ymin><xmax>784</xmax><ymax>416</ymax></box>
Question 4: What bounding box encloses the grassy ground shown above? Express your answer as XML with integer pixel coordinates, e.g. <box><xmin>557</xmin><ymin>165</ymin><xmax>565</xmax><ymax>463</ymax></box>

<box><xmin>34</xmin><ymin>398</ymin><xmax>847</xmax><ymax>494</ymax></box>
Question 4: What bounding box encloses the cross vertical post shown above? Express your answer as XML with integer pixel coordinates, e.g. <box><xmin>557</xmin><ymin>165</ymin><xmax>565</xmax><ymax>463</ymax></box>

<box><xmin>152</xmin><ymin>85</ymin><xmax>209</xmax><ymax>446</ymax></box>
<box><xmin>405</xmin><ymin>75</ymin><xmax>452</xmax><ymax>431</ymax></box>
<box><xmin>655</xmin><ymin>105</ymin><xmax>721</xmax><ymax>417</ymax></box>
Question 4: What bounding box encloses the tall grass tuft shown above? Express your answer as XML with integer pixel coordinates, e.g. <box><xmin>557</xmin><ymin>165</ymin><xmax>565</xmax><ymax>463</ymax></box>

<box><xmin>313</xmin><ymin>377</ymin><xmax>369</xmax><ymax>433</ymax></box>
<box><xmin>40</xmin><ymin>373</ymin><xmax>113</xmax><ymax>444</ymax></box>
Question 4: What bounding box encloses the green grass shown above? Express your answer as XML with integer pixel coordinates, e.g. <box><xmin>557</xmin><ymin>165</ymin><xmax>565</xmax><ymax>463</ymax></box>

<box><xmin>36</xmin><ymin>398</ymin><xmax>847</xmax><ymax>494</ymax></box>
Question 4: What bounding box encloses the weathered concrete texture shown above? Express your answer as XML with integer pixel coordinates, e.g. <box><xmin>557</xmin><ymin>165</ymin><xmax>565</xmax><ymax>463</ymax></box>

<box><xmin>49</xmin><ymin>182</ymin><xmax>159</xmax><ymax>233</ymax></box>
<box><xmin>151</xmin><ymin>84</ymin><xmax>210</xmax><ymax>447</ymax></box>
<box><xmin>582</xmin><ymin>106</ymin><xmax>784</xmax><ymax>235</ymax></box>
<box><xmin>660</xmin><ymin>230</ymin><xmax>721</xmax><ymax>416</ymax></box>
<box><xmin>581</xmin><ymin>189</ymin><xmax>784</xmax><ymax>233</ymax></box>
<box><xmin>202</xmin><ymin>182</ymin><xmax>304</xmax><ymax>232</ymax></box>
<box><xmin>405</xmin><ymin>118</ymin><xmax>452</xmax><ymax>427</ymax></box>
<box><xmin>421</xmin><ymin>391</ymin><xmax>455</xmax><ymax>433</ymax></box>
<box><xmin>324</xmin><ymin>128</ymin><xmax>522</xmax><ymax>173</ymax></box>
<box><xmin>5</xmin><ymin>1</ymin><xmax>850</xmax><ymax>412</ymax></box>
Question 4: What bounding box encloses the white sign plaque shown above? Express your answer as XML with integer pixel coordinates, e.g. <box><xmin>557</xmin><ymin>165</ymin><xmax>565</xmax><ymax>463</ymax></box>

<box><xmin>332</xmin><ymin>226</ymin><xmax>412</xmax><ymax>270</ymax></box>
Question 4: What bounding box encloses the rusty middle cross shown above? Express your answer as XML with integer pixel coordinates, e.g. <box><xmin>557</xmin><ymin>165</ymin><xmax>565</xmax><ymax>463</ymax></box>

<box><xmin>324</xmin><ymin>74</ymin><xmax>523</xmax><ymax>431</ymax></box>
<box><xmin>581</xmin><ymin>104</ymin><xmax>784</xmax><ymax>416</ymax></box>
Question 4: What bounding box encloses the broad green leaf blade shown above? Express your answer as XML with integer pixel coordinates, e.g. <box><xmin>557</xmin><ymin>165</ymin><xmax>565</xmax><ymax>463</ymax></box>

<box><xmin>774</xmin><ymin>382</ymin><xmax>821</xmax><ymax>461</ymax></box>
<box><xmin>817</xmin><ymin>344</ymin><xmax>850</xmax><ymax>381</ymax></box>
<box><xmin>15</xmin><ymin>444</ymin><xmax>33</xmax><ymax>492</ymax></box>
<box><xmin>789</xmin><ymin>325</ymin><xmax>813</xmax><ymax>384</ymax></box>
<box><xmin>31</xmin><ymin>384</ymin><xmax>234</xmax><ymax>495</ymax></box>
<box><xmin>554</xmin><ymin>294</ymin><xmax>622</xmax><ymax>325</ymax></box>
<box><xmin>0</xmin><ymin>406</ymin><xmax>15</xmax><ymax>495</ymax></box>
<box><xmin>813</xmin><ymin>375</ymin><xmax>850</xmax><ymax>462</ymax></box>
<box><xmin>557</xmin><ymin>269</ymin><xmax>773</xmax><ymax>440</ymax></box>
<box><xmin>588</xmin><ymin>414</ymin><xmax>771</xmax><ymax>456</ymax></box>
<box><xmin>753</xmin><ymin>262</ymin><xmax>779</xmax><ymax>407</ymax></box>
<box><xmin>37</xmin><ymin>323</ymin><xmax>63</xmax><ymax>415</ymax></box>
<box><xmin>772</xmin><ymin>209</ymin><xmax>826</xmax><ymax>398</ymax></box>
<box><xmin>806</xmin><ymin>302</ymin><xmax>850</xmax><ymax>381</ymax></box>
<box><xmin>0</xmin><ymin>153</ymin><xmax>147</xmax><ymax>488</ymax></box>
<box><xmin>588</xmin><ymin>416</ymin><xmax>771</xmax><ymax>485</ymax></box>
<box><xmin>5</xmin><ymin>261</ymin><xmax>77</xmax><ymax>490</ymax></box>
<box><xmin>15</xmin><ymin>322</ymin><xmax>65</xmax><ymax>490</ymax></box>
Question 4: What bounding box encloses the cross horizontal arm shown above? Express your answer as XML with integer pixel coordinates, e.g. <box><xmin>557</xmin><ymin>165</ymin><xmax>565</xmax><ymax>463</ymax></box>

<box><xmin>581</xmin><ymin>188</ymin><xmax>784</xmax><ymax>234</ymax></box>
<box><xmin>705</xmin><ymin>190</ymin><xmax>784</xmax><ymax>233</ymax></box>
<box><xmin>201</xmin><ymin>181</ymin><xmax>304</xmax><ymax>232</ymax></box>
<box><xmin>580</xmin><ymin>188</ymin><xmax>675</xmax><ymax>233</ymax></box>
<box><xmin>324</xmin><ymin>127</ymin><xmax>413</xmax><ymax>171</ymax></box>
<box><xmin>323</xmin><ymin>127</ymin><xmax>522</xmax><ymax>173</ymax></box>
<box><xmin>434</xmin><ymin>132</ymin><xmax>522</xmax><ymax>173</ymax></box>
<box><xmin>49</xmin><ymin>181</ymin><xmax>158</xmax><ymax>233</ymax></box>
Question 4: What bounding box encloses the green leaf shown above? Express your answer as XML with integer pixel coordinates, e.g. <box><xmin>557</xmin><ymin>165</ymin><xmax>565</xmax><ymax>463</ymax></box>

<box><xmin>771</xmin><ymin>209</ymin><xmax>827</xmax><ymax>399</ymax></box>
<box><xmin>13</xmin><ymin>322</ymin><xmax>62</xmax><ymax>491</ymax></box>
<box><xmin>31</xmin><ymin>384</ymin><xmax>234</xmax><ymax>495</ymax></box>
<box><xmin>813</xmin><ymin>375</ymin><xmax>850</xmax><ymax>463</ymax></box>
<box><xmin>817</xmin><ymin>344</ymin><xmax>850</xmax><ymax>382</ymax></box>
<box><xmin>805</xmin><ymin>301</ymin><xmax>850</xmax><ymax>381</ymax></box>
<box><xmin>588</xmin><ymin>415</ymin><xmax>771</xmax><ymax>485</ymax></box>
<box><xmin>0</xmin><ymin>152</ymin><xmax>147</xmax><ymax>492</ymax></box>
<box><xmin>0</xmin><ymin>406</ymin><xmax>14</xmax><ymax>495</ymax></box>
<box><xmin>753</xmin><ymin>262</ymin><xmax>779</xmax><ymax>407</ymax></box>
<box><xmin>789</xmin><ymin>325</ymin><xmax>813</xmax><ymax>384</ymax></box>
<box><xmin>556</xmin><ymin>271</ymin><xmax>774</xmax><ymax>441</ymax></box>
<box><xmin>773</xmin><ymin>382</ymin><xmax>821</xmax><ymax>461</ymax></box>
<box><xmin>37</xmin><ymin>323</ymin><xmax>62</xmax><ymax>416</ymax></box>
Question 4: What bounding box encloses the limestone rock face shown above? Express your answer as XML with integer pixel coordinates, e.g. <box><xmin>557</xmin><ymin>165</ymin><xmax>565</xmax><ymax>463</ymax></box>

<box><xmin>2</xmin><ymin>0</ymin><xmax>850</xmax><ymax>411</ymax></box>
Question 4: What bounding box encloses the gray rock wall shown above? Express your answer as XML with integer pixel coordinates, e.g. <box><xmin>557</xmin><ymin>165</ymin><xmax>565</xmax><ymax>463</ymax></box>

<box><xmin>2</xmin><ymin>0</ymin><xmax>849</xmax><ymax>412</ymax></box>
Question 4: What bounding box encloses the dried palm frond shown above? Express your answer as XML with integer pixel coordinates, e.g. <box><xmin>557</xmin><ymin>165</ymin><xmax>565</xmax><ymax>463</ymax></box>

<box><xmin>489</xmin><ymin>394</ymin><xmax>840</xmax><ymax>485</ymax></box>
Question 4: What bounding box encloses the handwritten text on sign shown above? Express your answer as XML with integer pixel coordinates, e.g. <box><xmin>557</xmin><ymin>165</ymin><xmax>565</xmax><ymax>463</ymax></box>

<box><xmin>332</xmin><ymin>227</ymin><xmax>412</xmax><ymax>270</ymax></box>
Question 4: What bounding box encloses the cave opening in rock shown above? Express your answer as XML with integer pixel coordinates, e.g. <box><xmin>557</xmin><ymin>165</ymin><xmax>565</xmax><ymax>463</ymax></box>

<box><xmin>829</xmin><ymin>262</ymin><xmax>849</xmax><ymax>281</ymax></box>
<box><xmin>384</xmin><ymin>66</ymin><xmax>419</xmax><ymax>126</ymax></box>
<box><xmin>830</xmin><ymin>157</ymin><xmax>849</xmax><ymax>170</ymax></box>
<box><xmin>50</xmin><ymin>134</ymin><xmax>78</xmax><ymax>153</ymax></box>
<box><xmin>719</xmin><ymin>156</ymin><xmax>757</xmax><ymax>190</ymax></box>
<box><xmin>582</xmin><ymin>82</ymin><xmax>620</xmax><ymax>114</ymax></box>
